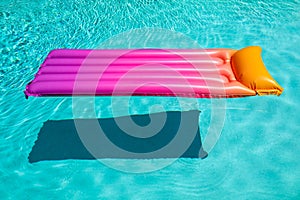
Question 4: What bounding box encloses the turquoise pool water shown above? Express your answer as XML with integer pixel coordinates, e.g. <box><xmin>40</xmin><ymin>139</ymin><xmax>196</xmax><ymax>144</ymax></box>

<box><xmin>1</xmin><ymin>0</ymin><xmax>300</xmax><ymax>199</ymax></box>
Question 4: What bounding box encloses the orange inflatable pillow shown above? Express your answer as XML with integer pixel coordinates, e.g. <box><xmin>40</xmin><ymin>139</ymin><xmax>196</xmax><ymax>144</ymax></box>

<box><xmin>231</xmin><ymin>46</ymin><xmax>283</xmax><ymax>96</ymax></box>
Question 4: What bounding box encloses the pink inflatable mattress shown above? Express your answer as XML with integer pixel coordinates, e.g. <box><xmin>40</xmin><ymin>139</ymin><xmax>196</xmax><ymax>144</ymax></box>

<box><xmin>24</xmin><ymin>47</ymin><xmax>283</xmax><ymax>98</ymax></box>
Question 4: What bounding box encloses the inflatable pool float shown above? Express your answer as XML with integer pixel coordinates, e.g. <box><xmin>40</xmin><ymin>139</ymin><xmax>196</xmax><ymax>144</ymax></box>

<box><xmin>24</xmin><ymin>46</ymin><xmax>283</xmax><ymax>98</ymax></box>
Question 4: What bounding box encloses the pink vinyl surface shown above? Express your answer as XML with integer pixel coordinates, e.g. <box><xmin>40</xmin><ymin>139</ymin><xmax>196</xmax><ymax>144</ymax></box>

<box><xmin>24</xmin><ymin>49</ymin><xmax>256</xmax><ymax>98</ymax></box>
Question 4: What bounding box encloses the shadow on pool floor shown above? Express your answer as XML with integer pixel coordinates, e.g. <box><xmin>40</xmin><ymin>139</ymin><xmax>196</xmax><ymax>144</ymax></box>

<box><xmin>28</xmin><ymin>110</ymin><xmax>207</xmax><ymax>163</ymax></box>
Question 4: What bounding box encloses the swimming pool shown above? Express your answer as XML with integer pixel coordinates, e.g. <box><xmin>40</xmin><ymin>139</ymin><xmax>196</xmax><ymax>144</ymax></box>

<box><xmin>1</xmin><ymin>0</ymin><xmax>300</xmax><ymax>199</ymax></box>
